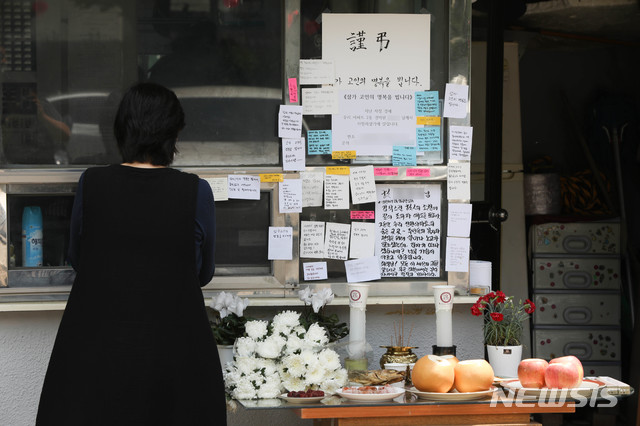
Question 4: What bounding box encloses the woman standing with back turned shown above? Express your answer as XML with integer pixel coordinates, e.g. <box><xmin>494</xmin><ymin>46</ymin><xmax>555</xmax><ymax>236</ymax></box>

<box><xmin>36</xmin><ymin>83</ymin><xmax>226</xmax><ymax>425</ymax></box>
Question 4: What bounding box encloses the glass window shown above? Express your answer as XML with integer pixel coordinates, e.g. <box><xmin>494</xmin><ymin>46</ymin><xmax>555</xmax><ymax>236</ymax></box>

<box><xmin>1</xmin><ymin>0</ymin><xmax>283</xmax><ymax>167</ymax></box>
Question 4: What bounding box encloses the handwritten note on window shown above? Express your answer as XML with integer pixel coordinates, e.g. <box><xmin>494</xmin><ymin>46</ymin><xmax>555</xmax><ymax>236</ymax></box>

<box><xmin>447</xmin><ymin>162</ymin><xmax>471</xmax><ymax>200</ymax></box>
<box><xmin>375</xmin><ymin>184</ymin><xmax>441</xmax><ymax>278</ymax></box>
<box><xmin>300</xmin><ymin>171</ymin><xmax>324</xmax><ymax>207</ymax></box>
<box><xmin>300</xmin><ymin>221</ymin><xmax>325</xmax><ymax>259</ymax></box>
<box><xmin>282</xmin><ymin>138</ymin><xmax>306</xmax><ymax>171</ymax></box>
<box><xmin>324</xmin><ymin>222</ymin><xmax>351</xmax><ymax>260</ymax></box>
<box><xmin>349</xmin><ymin>165</ymin><xmax>377</xmax><ymax>205</ymax></box>
<box><xmin>324</xmin><ymin>174</ymin><xmax>350</xmax><ymax>210</ymax></box>
<box><xmin>442</xmin><ymin>83</ymin><xmax>469</xmax><ymax>119</ymax></box>
<box><xmin>279</xmin><ymin>179</ymin><xmax>303</xmax><ymax>213</ymax></box>
<box><xmin>449</xmin><ymin>126</ymin><xmax>473</xmax><ymax>161</ymax></box>
<box><xmin>303</xmin><ymin>262</ymin><xmax>328</xmax><ymax>281</ymax></box>
<box><xmin>204</xmin><ymin>177</ymin><xmax>228</xmax><ymax>201</ymax></box>
<box><xmin>228</xmin><ymin>175</ymin><xmax>260</xmax><ymax>200</ymax></box>
<box><xmin>268</xmin><ymin>226</ymin><xmax>293</xmax><ymax>260</ymax></box>
<box><xmin>350</xmin><ymin>222</ymin><xmax>376</xmax><ymax>259</ymax></box>
<box><xmin>278</xmin><ymin>105</ymin><xmax>303</xmax><ymax>138</ymax></box>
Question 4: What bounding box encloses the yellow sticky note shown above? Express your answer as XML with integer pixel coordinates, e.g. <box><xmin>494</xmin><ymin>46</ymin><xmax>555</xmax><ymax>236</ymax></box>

<box><xmin>331</xmin><ymin>150</ymin><xmax>357</xmax><ymax>160</ymax></box>
<box><xmin>260</xmin><ymin>173</ymin><xmax>283</xmax><ymax>182</ymax></box>
<box><xmin>326</xmin><ymin>166</ymin><xmax>350</xmax><ymax>175</ymax></box>
<box><xmin>417</xmin><ymin>116</ymin><xmax>441</xmax><ymax>126</ymax></box>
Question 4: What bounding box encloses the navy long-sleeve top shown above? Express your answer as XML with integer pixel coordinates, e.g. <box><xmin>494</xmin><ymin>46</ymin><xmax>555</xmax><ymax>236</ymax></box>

<box><xmin>68</xmin><ymin>171</ymin><xmax>216</xmax><ymax>285</ymax></box>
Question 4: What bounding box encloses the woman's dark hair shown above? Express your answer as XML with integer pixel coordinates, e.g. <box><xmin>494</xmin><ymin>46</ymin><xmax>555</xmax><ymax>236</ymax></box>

<box><xmin>113</xmin><ymin>82</ymin><xmax>185</xmax><ymax>166</ymax></box>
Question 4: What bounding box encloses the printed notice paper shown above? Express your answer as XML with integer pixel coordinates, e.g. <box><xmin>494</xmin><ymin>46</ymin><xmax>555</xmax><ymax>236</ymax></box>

<box><xmin>445</xmin><ymin>236</ymin><xmax>470</xmax><ymax>272</ymax></box>
<box><xmin>303</xmin><ymin>262</ymin><xmax>328</xmax><ymax>281</ymax></box>
<box><xmin>324</xmin><ymin>174</ymin><xmax>350</xmax><ymax>210</ymax></box>
<box><xmin>300</xmin><ymin>221</ymin><xmax>326</xmax><ymax>259</ymax></box>
<box><xmin>349</xmin><ymin>165</ymin><xmax>377</xmax><ymax>204</ymax></box>
<box><xmin>204</xmin><ymin>177</ymin><xmax>228</xmax><ymax>201</ymax></box>
<box><xmin>279</xmin><ymin>179</ymin><xmax>303</xmax><ymax>213</ymax></box>
<box><xmin>228</xmin><ymin>175</ymin><xmax>260</xmax><ymax>200</ymax></box>
<box><xmin>302</xmin><ymin>87</ymin><xmax>338</xmax><ymax>115</ymax></box>
<box><xmin>447</xmin><ymin>162</ymin><xmax>471</xmax><ymax>200</ymax></box>
<box><xmin>282</xmin><ymin>138</ymin><xmax>306</xmax><ymax>171</ymax></box>
<box><xmin>324</xmin><ymin>222</ymin><xmax>351</xmax><ymax>260</ymax></box>
<box><xmin>350</xmin><ymin>222</ymin><xmax>376</xmax><ymax>259</ymax></box>
<box><xmin>449</xmin><ymin>126</ymin><xmax>473</xmax><ymax>161</ymax></box>
<box><xmin>300</xmin><ymin>171</ymin><xmax>324</xmax><ymax>207</ymax></box>
<box><xmin>268</xmin><ymin>226</ymin><xmax>293</xmax><ymax>260</ymax></box>
<box><xmin>375</xmin><ymin>184</ymin><xmax>441</xmax><ymax>278</ymax></box>
<box><xmin>447</xmin><ymin>203</ymin><xmax>472</xmax><ymax>238</ymax></box>
<box><xmin>278</xmin><ymin>105</ymin><xmax>303</xmax><ymax>138</ymax></box>
<box><xmin>442</xmin><ymin>83</ymin><xmax>469</xmax><ymax>119</ymax></box>
<box><xmin>345</xmin><ymin>256</ymin><xmax>381</xmax><ymax>283</ymax></box>
<box><xmin>299</xmin><ymin>59</ymin><xmax>335</xmax><ymax>85</ymax></box>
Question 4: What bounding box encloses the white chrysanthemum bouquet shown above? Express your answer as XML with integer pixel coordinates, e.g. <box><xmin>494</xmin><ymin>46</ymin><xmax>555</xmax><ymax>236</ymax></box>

<box><xmin>223</xmin><ymin>310</ymin><xmax>348</xmax><ymax>400</ymax></box>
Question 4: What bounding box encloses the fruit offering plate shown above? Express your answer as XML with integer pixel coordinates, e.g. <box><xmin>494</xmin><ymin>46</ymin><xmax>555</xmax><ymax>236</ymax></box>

<box><xmin>279</xmin><ymin>393</ymin><xmax>329</xmax><ymax>404</ymax></box>
<box><xmin>336</xmin><ymin>385</ymin><xmax>406</xmax><ymax>402</ymax></box>
<box><xmin>407</xmin><ymin>387</ymin><xmax>498</xmax><ymax>401</ymax></box>
<box><xmin>500</xmin><ymin>379</ymin><xmax>606</xmax><ymax>399</ymax></box>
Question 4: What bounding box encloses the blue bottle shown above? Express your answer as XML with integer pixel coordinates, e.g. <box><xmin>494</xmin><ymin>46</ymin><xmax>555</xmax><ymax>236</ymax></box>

<box><xmin>22</xmin><ymin>206</ymin><xmax>43</xmax><ymax>267</ymax></box>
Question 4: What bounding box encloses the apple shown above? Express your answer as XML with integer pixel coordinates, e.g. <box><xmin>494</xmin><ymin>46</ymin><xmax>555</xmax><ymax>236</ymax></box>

<box><xmin>453</xmin><ymin>359</ymin><xmax>495</xmax><ymax>393</ymax></box>
<box><xmin>549</xmin><ymin>355</ymin><xmax>584</xmax><ymax>384</ymax></box>
<box><xmin>544</xmin><ymin>362</ymin><xmax>582</xmax><ymax>388</ymax></box>
<box><xmin>517</xmin><ymin>358</ymin><xmax>549</xmax><ymax>388</ymax></box>
<box><xmin>412</xmin><ymin>355</ymin><xmax>455</xmax><ymax>393</ymax></box>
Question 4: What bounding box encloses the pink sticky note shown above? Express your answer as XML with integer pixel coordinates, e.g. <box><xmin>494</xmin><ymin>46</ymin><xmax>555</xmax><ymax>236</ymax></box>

<box><xmin>350</xmin><ymin>211</ymin><xmax>375</xmax><ymax>220</ymax></box>
<box><xmin>288</xmin><ymin>78</ymin><xmax>298</xmax><ymax>103</ymax></box>
<box><xmin>406</xmin><ymin>168</ymin><xmax>431</xmax><ymax>177</ymax></box>
<box><xmin>374</xmin><ymin>167</ymin><xmax>398</xmax><ymax>176</ymax></box>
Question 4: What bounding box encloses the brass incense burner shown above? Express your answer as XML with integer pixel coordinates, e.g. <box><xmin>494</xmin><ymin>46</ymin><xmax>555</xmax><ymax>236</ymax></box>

<box><xmin>379</xmin><ymin>346</ymin><xmax>418</xmax><ymax>369</ymax></box>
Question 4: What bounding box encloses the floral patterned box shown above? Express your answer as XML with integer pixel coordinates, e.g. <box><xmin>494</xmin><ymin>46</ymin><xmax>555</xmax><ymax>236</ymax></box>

<box><xmin>529</xmin><ymin>222</ymin><xmax>620</xmax><ymax>255</ymax></box>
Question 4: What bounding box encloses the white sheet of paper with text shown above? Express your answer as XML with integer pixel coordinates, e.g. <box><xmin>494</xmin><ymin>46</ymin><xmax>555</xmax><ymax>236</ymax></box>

<box><xmin>279</xmin><ymin>179</ymin><xmax>303</xmax><ymax>213</ymax></box>
<box><xmin>204</xmin><ymin>177</ymin><xmax>228</xmax><ymax>201</ymax></box>
<box><xmin>375</xmin><ymin>184</ymin><xmax>441</xmax><ymax>277</ymax></box>
<box><xmin>447</xmin><ymin>203</ymin><xmax>472</xmax><ymax>238</ymax></box>
<box><xmin>282</xmin><ymin>138</ymin><xmax>306</xmax><ymax>171</ymax></box>
<box><xmin>302</xmin><ymin>87</ymin><xmax>339</xmax><ymax>115</ymax></box>
<box><xmin>345</xmin><ymin>256</ymin><xmax>382</xmax><ymax>283</ymax></box>
<box><xmin>300</xmin><ymin>171</ymin><xmax>324</xmax><ymax>207</ymax></box>
<box><xmin>268</xmin><ymin>226</ymin><xmax>293</xmax><ymax>260</ymax></box>
<box><xmin>442</xmin><ymin>83</ymin><xmax>469</xmax><ymax>119</ymax></box>
<box><xmin>228</xmin><ymin>175</ymin><xmax>260</xmax><ymax>200</ymax></box>
<box><xmin>447</xmin><ymin>162</ymin><xmax>471</xmax><ymax>200</ymax></box>
<box><xmin>324</xmin><ymin>174</ymin><xmax>350</xmax><ymax>210</ymax></box>
<box><xmin>350</xmin><ymin>222</ymin><xmax>376</xmax><ymax>259</ymax></box>
<box><xmin>322</xmin><ymin>14</ymin><xmax>430</xmax><ymax>91</ymax></box>
<box><xmin>445</xmin><ymin>236</ymin><xmax>470</xmax><ymax>272</ymax></box>
<box><xmin>303</xmin><ymin>262</ymin><xmax>329</xmax><ymax>281</ymax></box>
<box><xmin>448</xmin><ymin>126</ymin><xmax>473</xmax><ymax>161</ymax></box>
<box><xmin>300</xmin><ymin>221</ymin><xmax>326</xmax><ymax>259</ymax></box>
<box><xmin>324</xmin><ymin>222</ymin><xmax>351</xmax><ymax>260</ymax></box>
<box><xmin>299</xmin><ymin>59</ymin><xmax>335</xmax><ymax>85</ymax></box>
<box><xmin>278</xmin><ymin>105</ymin><xmax>304</xmax><ymax>138</ymax></box>
<box><xmin>350</xmin><ymin>165</ymin><xmax>377</xmax><ymax>204</ymax></box>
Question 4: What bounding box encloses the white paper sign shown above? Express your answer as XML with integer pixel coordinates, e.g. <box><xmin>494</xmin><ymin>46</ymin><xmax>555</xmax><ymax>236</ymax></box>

<box><xmin>375</xmin><ymin>184</ymin><xmax>441</xmax><ymax>278</ymax></box>
<box><xmin>303</xmin><ymin>262</ymin><xmax>329</xmax><ymax>281</ymax></box>
<box><xmin>268</xmin><ymin>226</ymin><xmax>293</xmax><ymax>260</ymax></box>
<box><xmin>449</xmin><ymin>126</ymin><xmax>473</xmax><ymax>161</ymax></box>
<box><xmin>282</xmin><ymin>138</ymin><xmax>306</xmax><ymax>171</ymax></box>
<box><xmin>447</xmin><ymin>162</ymin><xmax>471</xmax><ymax>200</ymax></box>
<box><xmin>349</xmin><ymin>165</ymin><xmax>377</xmax><ymax>204</ymax></box>
<box><xmin>445</xmin><ymin>236</ymin><xmax>470</xmax><ymax>272</ymax></box>
<box><xmin>349</xmin><ymin>222</ymin><xmax>376</xmax><ymax>259</ymax></box>
<box><xmin>279</xmin><ymin>179</ymin><xmax>303</xmax><ymax>213</ymax></box>
<box><xmin>324</xmin><ymin>222</ymin><xmax>351</xmax><ymax>260</ymax></box>
<box><xmin>442</xmin><ymin>83</ymin><xmax>469</xmax><ymax>119</ymax></box>
<box><xmin>204</xmin><ymin>177</ymin><xmax>228</xmax><ymax>201</ymax></box>
<box><xmin>447</xmin><ymin>203</ymin><xmax>472</xmax><ymax>238</ymax></box>
<box><xmin>299</xmin><ymin>59</ymin><xmax>335</xmax><ymax>85</ymax></box>
<box><xmin>332</xmin><ymin>90</ymin><xmax>416</xmax><ymax>156</ymax></box>
<box><xmin>278</xmin><ymin>105</ymin><xmax>304</xmax><ymax>138</ymax></box>
<box><xmin>228</xmin><ymin>175</ymin><xmax>260</xmax><ymax>200</ymax></box>
<box><xmin>302</xmin><ymin>87</ymin><xmax>339</xmax><ymax>115</ymax></box>
<box><xmin>322</xmin><ymin>14</ymin><xmax>430</xmax><ymax>90</ymax></box>
<box><xmin>300</xmin><ymin>171</ymin><xmax>324</xmax><ymax>207</ymax></box>
<box><xmin>300</xmin><ymin>221</ymin><xmax>326</xmax><ymax>259</ymax></box>
<box><xmin>345</xmin><ymin>256</ymin><xmax>382</xmax><ymax>283</ymax></box>
<box><xmin>324</xmin><ymin>174</ymin><xmax>350</xmax><ymax>210</ymax></box>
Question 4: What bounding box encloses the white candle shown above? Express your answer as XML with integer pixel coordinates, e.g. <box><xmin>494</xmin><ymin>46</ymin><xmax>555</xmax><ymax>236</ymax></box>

<box><xmin>433</xmin><ymin>285</ymin><xmax>455</xmax><ymax>347</ymax></box>
<box><xmin>347</xmin><ymin>283</ymin><xmax>370</xmax><ymax>359</ymax></box>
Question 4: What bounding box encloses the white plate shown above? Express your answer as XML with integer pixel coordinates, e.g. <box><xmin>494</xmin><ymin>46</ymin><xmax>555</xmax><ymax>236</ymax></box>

<box><xmin>336</xmin><ymin>386</ymin><xmax>406</xmax><ymax>402</ymax></box>
<box><xmin>501</xmin><ymin>379</ymin><xmax>605</xmax><ymax>398</ymax></box>
<box><xmin>407</xmin><ymin>387</ymin><xmax>498</xmax><ymax>401</ymax></box>
<box><xmin>278</xmin><ymin>393</ymin><xmax>327</xmax><ymax>404</ymax></box>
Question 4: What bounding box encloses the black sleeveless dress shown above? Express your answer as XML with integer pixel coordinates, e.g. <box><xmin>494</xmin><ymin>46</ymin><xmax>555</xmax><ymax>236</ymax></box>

<box><xmin>37</xmin><ymin>165</ymin><xmax>226</xmax><ymax>425</ymax></box>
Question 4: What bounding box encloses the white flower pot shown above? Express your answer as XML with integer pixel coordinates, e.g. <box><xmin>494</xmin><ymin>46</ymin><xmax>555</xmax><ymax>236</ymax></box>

<box><xmin>217</xmin><ymin>344</ymin><xmax>234</xmax><ymax>368</ymax></box>
<box><xmin>486</xmin><ymin>345</ymin><xmax>522</xmax><ymax>378</ymax></box>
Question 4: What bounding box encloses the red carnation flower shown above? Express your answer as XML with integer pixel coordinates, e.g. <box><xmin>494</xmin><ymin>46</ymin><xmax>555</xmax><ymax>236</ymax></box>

<box><xmin>471</xmin><ymin>303</ymin><xmax>483</xmax><ymax>316</ymax></box>
<box><xmin>524</xmin><ymin>299</ymin><xmax>536</xmax><ymax>314</ymax></box>
<box><xmin>490</xmin><ymin>312</ymin><xmax>504</xmax><ymax>322</ymax></box>
<box><xmin>494</xmin><ymin>290</ymin><xmax>506</xmax><ymax>305</ymax></box>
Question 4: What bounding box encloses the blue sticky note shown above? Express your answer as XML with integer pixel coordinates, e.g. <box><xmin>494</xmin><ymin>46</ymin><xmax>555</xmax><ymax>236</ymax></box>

<box><xmin>307</xmin><ymin>130</ymin><xmax>332</xmax><ymax>155</ymax></box>
<box><xmin>415</xmin><ymin>91</ymin><xmax>440</xmax><ymax>116</ymax></box>
<box><xmin>416</xmin><ymin>126</ymin><xmax>441</xmax><ymax>152</ymax></box>
<box><xmin>392</xmin><ymin>145</ymin><xmax>417</xmax><ymax>166</ymax></box>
